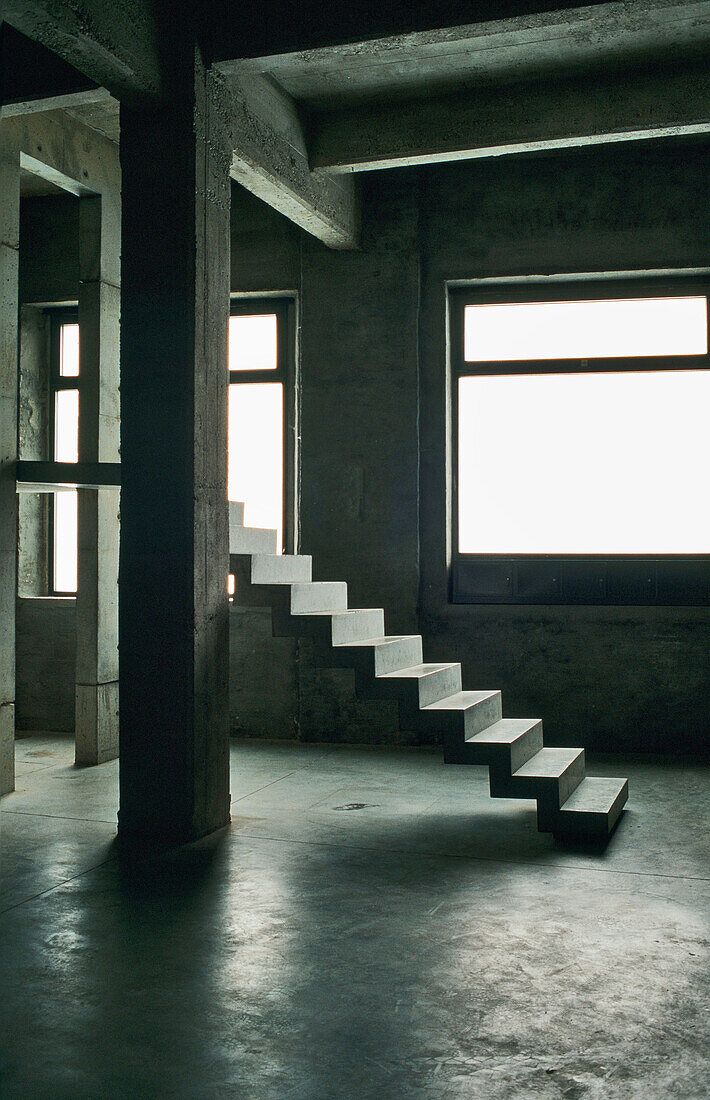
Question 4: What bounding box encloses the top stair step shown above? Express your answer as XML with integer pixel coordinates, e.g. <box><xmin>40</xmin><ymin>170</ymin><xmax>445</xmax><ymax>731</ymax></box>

<box><xmin>230</xmin><ymin>525</ymin><xmax>278</xmax><ymax>556</ymax></box>
<box><xmin>251</xmin><ymin>554</ymin><xmax>312</xmax><ymax>585</ymax></box>
<box><xmin>229</xmin><ymin>501</ymin><xmax>245</xmax><ymax>528</ymax></box>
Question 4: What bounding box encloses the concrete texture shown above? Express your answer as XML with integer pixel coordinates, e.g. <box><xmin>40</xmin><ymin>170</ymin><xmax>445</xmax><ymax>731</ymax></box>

<box><xmin>75</xmin><ymin>190</ymin><xmax>121</xmax><ymax>767</ymax></box>
<box><xmin>15</xmin><ymin>598</ymin><xmax>76</xmax><ymax>732</ymax></box>
<box><xmin>0</xmin><ymin>132</ymin><xmax>20</xmax><ymax>795</ymax></box>
<box><xmin>1</xmin><ymin>734</ymin><xmax>708</xmax><ymax>1097</ymax></box>
<box><xmin>117</xmin><ymin>52</ymin><xmax>231</xmax><ymax>846</ymax></box>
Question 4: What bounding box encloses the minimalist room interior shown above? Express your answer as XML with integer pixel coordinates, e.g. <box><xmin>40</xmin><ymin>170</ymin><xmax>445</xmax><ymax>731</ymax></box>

<box><xmin>1</xmin><ymin>1</ymin><xmax>709</xmax><ymax>1096</ymax></box>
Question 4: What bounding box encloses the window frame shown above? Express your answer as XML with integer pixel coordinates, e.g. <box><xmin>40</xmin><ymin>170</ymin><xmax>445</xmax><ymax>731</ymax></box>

<box><xmin>450</xmin><ymin>278</ymin><xmax>710</xmax><ymax>606</ymax></box>
<box><xmin>228</xmin><ymin>296</ymin><xmax>298</xmax><ymax>554</ymax></box>
<box><xmin>47</xmin><ymin>307</ymin><xmax>80</xmax><ymax>595</ymax></box>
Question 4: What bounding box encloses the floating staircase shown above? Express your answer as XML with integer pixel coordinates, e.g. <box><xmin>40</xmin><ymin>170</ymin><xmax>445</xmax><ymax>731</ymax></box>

<box><xmin>229</xmin><ymin>502</ymin><xmax>628</xmax><ymax>842</ymax></box>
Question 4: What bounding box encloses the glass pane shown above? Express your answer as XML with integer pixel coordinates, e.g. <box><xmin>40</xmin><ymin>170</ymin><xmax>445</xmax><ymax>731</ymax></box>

<box><xmin>229</xmin><ymin>314</ymin><xmax>278</xmax><ymax>371</ymax></box>
<box><xmin>60</xmin><ymin>323</ymin><xmax>80</xmax><ymax>377</ymax></box>
<box><xmin>54</xmin><ymin>490</ymin><xmax>78</xmax><ymax>592</ymax></box>
<box><xmin>459</xmin><ymin>371</ymin><xmax>710</xmax><ymax>554</ymax></box>
<box><xmin>228</xmin><ymin>383</ymin><xmax>283</xmax><ymax>549</ymax></box>
<box><xmin>54</xmin><ymin>390</ymin><xmax>79</xmax><ymax>463</ymax></box>
<box><xmin>464</xmin><ymin>297</ymin><xmax>708</xmax><ymax>362</ymax></box>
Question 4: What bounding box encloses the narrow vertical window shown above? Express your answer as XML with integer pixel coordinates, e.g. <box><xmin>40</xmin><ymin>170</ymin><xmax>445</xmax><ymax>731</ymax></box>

<box><xmin>50</xmin><ymin>318</ymin><xmax>80</xmax><ymax>593</ymax></box>
<box><xmin>228</xmin><ymin>301</ymin><xmax>294</xmax><ymax>554</ymax></box>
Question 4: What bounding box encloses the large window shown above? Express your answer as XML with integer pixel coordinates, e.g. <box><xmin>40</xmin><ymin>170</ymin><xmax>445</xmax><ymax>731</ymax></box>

<box><xmin>228</xmin><ymin>298</ymin><xmax>296</xmax><ymax>553</ymax></box>
<box><xmin>49</xmin><ymin>314</ymin><xmax>80</xmax><ymax>593</ymax></box>
<box><xmin>451</xmin><ymin>283</ymin><xmax>710</xmax><ymax>604</ymax></box>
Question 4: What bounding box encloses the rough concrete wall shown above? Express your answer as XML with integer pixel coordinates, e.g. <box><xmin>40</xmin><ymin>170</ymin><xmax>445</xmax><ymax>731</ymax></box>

<box><xmin>419</xmin><ymin>143</ymin><xmax>710</xmax><ymax>757</ymax></box>
<box><xmin>15</xmin><ymin>195</ymin><xmax>79</xmax><ymax>732</ymax></box>
<box><xmin>19</xmin><ymin>195</ymin><xmax>79</xmax><ymax>304</ymax></box>
<box><xmin>15</xmin><ymin>598</ymin><xmax>76</xmax><ymax>732</ymax></box>
<box><xmin>17</xmin><ymin>306</ymin><xmax>49</xmax><ymax>597</ymax></box>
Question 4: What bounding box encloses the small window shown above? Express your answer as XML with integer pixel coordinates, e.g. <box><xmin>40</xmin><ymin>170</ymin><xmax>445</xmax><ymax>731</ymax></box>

<box><xmin>50</xmin><ymin>315</ymin><xmax>80</xmax><ymax>594</ymax></box>
<box><xmin>452</xmin><ymin>284</ymin><xmax>710</xmax><ymax>605</ymax></box>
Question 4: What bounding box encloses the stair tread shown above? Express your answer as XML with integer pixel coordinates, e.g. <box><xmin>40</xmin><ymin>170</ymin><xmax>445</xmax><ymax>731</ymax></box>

<box><xmin>254</xmin><ymin>553</ymin><xmax>311</xmax><ymax>562</ymax></box>
<box><xmin>295</xmin><ymin>607</ymin><xmax>383</xmax><ymax>618</ymax></box>
<box><xmin>468</xmin><ymin>717</ymin><xmax>541</xmax><ymax>744</ymax></box>
<box><xmin>559</xmin><ymin>776</ymin><xmax>628</xmax><ymax>814</ymax></box>
<box><xmin>335</xmin><ymin>634</ymin><xmax>421</xmax><ymax>649</ymax></box>
<box><xmin>423</xmin><ymin>690</ymin><xmax>500</xmax><ymax>712</ymax></box>
<box><xmin>513</xmin><ymin>747</ymin><xmax>584</xmax><ymax>779</ymax></box>
<box><xmin>378</xmin><ymin>662</ymin><xmax>460</xmax><ymax>680</ymax></box>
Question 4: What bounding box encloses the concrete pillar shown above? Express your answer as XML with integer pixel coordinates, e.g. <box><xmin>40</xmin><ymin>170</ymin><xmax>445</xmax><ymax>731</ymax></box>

<box><xmin>0</xmin><ymin>135</ymin><xmax>20</xmax><ymax>795</ymax></box>
<box><xmin>117</xmin><ymin>53</ymin><xmax>231</xmax><ymax>846</ymax></box>
<box><xmin>75</xmin><ymin>195</ymin><xmax>121</xmax><ymax>765</ymax></box>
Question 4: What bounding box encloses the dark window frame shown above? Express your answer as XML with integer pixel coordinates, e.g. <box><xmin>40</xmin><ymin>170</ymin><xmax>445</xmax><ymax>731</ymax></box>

<box><xmin>47</xmin><ymin>307</ymin><xmax>80</xmax><ymax>595</ymax></box>
<box><xmin>229</xmin><ymin>296</ymin><xmax>298</xmax><ymax>554</ymax></box>
<box><xmin>450</xmin><ymin>278</ymin><xmax>710</xmax><ymax>606</ymax></box>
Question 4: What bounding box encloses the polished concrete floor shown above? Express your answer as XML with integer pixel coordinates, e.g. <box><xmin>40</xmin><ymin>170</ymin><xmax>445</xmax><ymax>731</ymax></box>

<box><xmin>0</xmin><ymin>735</ymin><xmax>708</xmax><ymax>1099</ymax></box>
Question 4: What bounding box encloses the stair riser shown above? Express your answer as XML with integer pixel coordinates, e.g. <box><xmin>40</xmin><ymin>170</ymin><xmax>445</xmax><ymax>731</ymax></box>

<box><xmin>441</xmin><ymin>697</ymin><xmax>505</xmax><ymax>764</ymax></box>
<box><xmin>459</xmin><ymin>719</ymin><xmax>544</xmax><ymax>770</ymax></box>
<box><xmin>252</xmin><ymin>556</ymin><xmax>312</xmax><ymax>585</ymax></box>
<box><xmin>330</xmin><ymin>610</ymin><xmax>386</xmax><ymax>645</ymax></box>
<box><xmin>229</xmin><ymin>501</ymin><xmax>245</xmax><ymax>527</ymax></box>
<box><xmin>376</xmin><ymin>665</ymin><xmax>463</xmax><ymax>716</ymax></box>
<box><xmin>338</xmin><ymin>637</ymin><xmax>423</xmax><ymax>679</ymax></box>
<box><xmin>490</xmin><ymin>751</ymin><xmax>586</xmax><ymax>808</ymax></box>
<box><xmin>230</xmin><ymin>528</ymin><xmax>278</xmax><ymax>555</ymax></box>
<box><xmin>290</xmin><ymin>583</ymin><xmax>348</xmax><ymax>614</ymax></box>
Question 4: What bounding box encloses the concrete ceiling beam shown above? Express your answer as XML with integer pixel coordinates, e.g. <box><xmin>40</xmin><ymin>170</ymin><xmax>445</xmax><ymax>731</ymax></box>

<box><xmin>310</xmin><ymin>63</ymin><xmax>710</xmax><ymax>173</ymax></box>
<box><xmin>221</xmin><ymin>70</ymin><xmax>360</xmax><ymax>250</ymax></box>
<box><xmin>2</xmin><ymin>0</ymin><xmax>161</xmax><ymax>98</ymax></box>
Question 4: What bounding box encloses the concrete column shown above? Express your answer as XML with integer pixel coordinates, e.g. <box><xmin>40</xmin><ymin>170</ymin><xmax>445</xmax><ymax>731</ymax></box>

<box><xmin>75</xmin><ymin>195</ymin><xmax>121</xmax><ymax>765</ymax></box>
<box><xmin>117</xmin><ymin>53</ymin><xmax>231</xmax><ymax>846</ymax></box>
<box><xmin>0</xmin><ymin>135</ymin><xmax>20</xmax><ymax>795</ymax></box>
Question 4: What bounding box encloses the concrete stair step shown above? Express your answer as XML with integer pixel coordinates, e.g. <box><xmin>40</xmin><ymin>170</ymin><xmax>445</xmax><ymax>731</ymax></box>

<box><xmin>334</xmin><ymin>634</ymin><xmax>424</xmax><ymax>675</ymax></box>
<box><xmin>290</xmin><ymin>581</ymin><xmax>348</xmax><ymax>614</ymax></box>
<box><xmin>466</xmin><ymin>717</ymin><xmax>544</xmax><ymax>771</ymax></box>
<box><xmin>552</xmin><ymin>776</ymin><xmax>629</xmax><ymax>839</ymax></box>
<box><xmin>329</xmin><ymin>609</ymin><xmax>386</xmax><ymax>644</ymax></box>
<box><xmin>229</xmin><ymin>501</ymin><xmax>245</xmax><ymax>527</ymax></box>
<box><xmin>251</xmin><ymin>554</ymin><xmax>312</xmax><ymax>584</ymax></box>
<box><xmin>420</xmin><ymin>690</ymin><xmax>503</xmax><ymax>761</ymax></box>
<box><xmin>230</xmin><ymin>526</ymin><xmax>278</xmax><ymax>555</ymax></box>
<box><xmin>377</xmin><ymin>662</ymin><xmax>463</xmax><ymax>708</ymax></box>
<box><xmin>491</xmin><ymin>746</ymin><xmax>585</xmax><ymax>807</ymax></box>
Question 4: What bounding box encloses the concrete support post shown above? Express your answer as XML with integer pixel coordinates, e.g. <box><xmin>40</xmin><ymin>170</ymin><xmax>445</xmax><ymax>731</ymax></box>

<box><xmin>0</xmin><ymin>137</ymin><xmax>20</xmax><ymax>795</ymax></box>
<box><xmin>75</xmin><ymin>195</ymin><xmax>121</xmax><ymax>765</ymax></box>
<box><xmin>117</xmin><ymin>51</ymin><xmax>231</xmax><ymax>846</ymax></box>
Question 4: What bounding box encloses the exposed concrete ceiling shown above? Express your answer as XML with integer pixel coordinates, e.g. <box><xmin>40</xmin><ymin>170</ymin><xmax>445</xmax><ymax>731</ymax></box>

<box><xmin>223</xmin><ymin>0</ymin><xmax>710</xmax><ymax>109</ymax></box>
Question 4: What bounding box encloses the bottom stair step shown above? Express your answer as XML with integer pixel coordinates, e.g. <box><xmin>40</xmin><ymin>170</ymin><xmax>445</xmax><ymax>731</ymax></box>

<box><xmin>552</xmin><ymin>776</ymin><xmax>629</xmax><ymax>839</ymax></box>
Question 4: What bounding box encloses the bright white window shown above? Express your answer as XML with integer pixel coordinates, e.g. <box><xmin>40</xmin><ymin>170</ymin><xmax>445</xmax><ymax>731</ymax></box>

<box><xmin>228</xmin><ymin>310</ymin><xmax>285</xmax><ymax>552</ymax></box>
<box><xmin>52</xmin><ymin>321</ymin><xmax>80</xmax><ymax>593</ymax></box>
<box><xmin>228</xmin><ymin>383</ymin><xmax>283</xmax><ymax>544</ymax></box>
<box><xmin>457</xmin><ymin>293</ymin><xmax>710</xmax><ymax>557</ymax></box>
<box><xmin>459</xmin><ymin>370</ymin><xmax>710</xmax><ymax>554</ymax></box>
<box><xmin>464</xmin><ymin>296</ymin><xmax>708</xmax><ymax>362</ymax></box>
